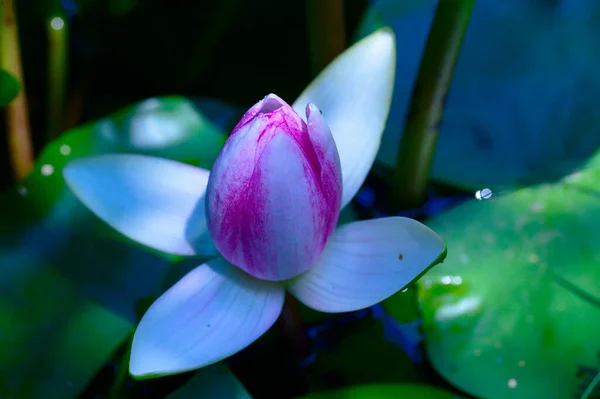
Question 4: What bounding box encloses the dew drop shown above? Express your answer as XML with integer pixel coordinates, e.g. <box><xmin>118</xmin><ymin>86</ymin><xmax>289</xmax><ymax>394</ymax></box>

<box><xmin>475</xmin><ymin>188</ymin><xmax>492</xmax><ymax>200</ymax></box>
<box><xmin>50</xmin><ymin>17</ymin><xmax>65</xmax><ymax>30</ymax></box>
<box><xmin>60</xmin><ymin>144</ymin><xmax>71</xmax><ymax>155</ymax></box>
<box><xmin>41</xmin><ymin>164</ymin><xmax>54</xmax><ymax>176</ymax></box>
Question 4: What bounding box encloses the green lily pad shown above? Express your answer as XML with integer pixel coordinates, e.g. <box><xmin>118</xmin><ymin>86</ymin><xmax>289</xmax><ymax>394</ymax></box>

<box><xmin>167</xmin><ymin>363</ymin><xmax>252</xmax><ymax>398</ymax></box>
<box><xmin>0</xmin><ymin>261</ymin><xmax>132</xmax><ymax>398</ymax></box>
<box><xmin>0</xmin><ymin>69</ymin><xmax>21</xmax><ymax>107</ymax></box>
<box><xmin>407</xmin><ymin>149</ymin><xmax>600</xmax><ymax>398</ymax></box>
<box><xmin>0</xmin><ymin>96</ymin><xmax>228</xmax><ymax>397</ymax></box>
<box><xmin>295</xmin><ymin>383</ymin><xmax>462</xmax><ymax>399</ymax></box>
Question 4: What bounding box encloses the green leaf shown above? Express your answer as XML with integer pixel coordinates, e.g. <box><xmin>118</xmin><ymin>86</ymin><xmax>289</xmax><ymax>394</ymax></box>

<box><xmin>308</xmin><ymin>317</ymin><xmax>420</xmax><ymax>388</ymax></box>
<box><xmin>0</xmin><ymin>264</ymin><xmax>132</xmax><ymax>398</ymax></box>
<box><xmin>0</xmin><ymin>96</ymin><xmax>228</xmax><ymax>397</ymax></box>
<box><xmin>0</xmin><ymin>69</ymin><xmax>21</xmax><ymax>107</ymax></box>
<box><xmin>403</xmin><ymin>149</ymin><xmax>600</xmax><ymax>398</ymax></box>
<box><xmin>294</xmin><ymin>383</ymin><xmax>461</xmax><ymax>399</ymax></box>
<box><xmin>167</xmin><ymin>363</ymin><xmax>252</xmax><ymax>398</ymax></box>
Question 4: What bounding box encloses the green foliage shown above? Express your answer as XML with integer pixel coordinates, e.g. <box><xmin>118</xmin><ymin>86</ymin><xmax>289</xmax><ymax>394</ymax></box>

<box><xmin>405</xmin><ymin>148</ymin><xmax>600</xmax><ymax>398</ymax></box>
<box><xmin>0</xmin><ymin>69</ymin><xmax>21</xmax><ymax>107</ymax></box>
<box><xmin>0</xmin><ymin>97</ymin><xmax>227</xmax><ymax>398</ymax></box>
<box><xmin>0</xmin><ymin>267</ymin><xmax>131</xmax><ymax>398</ymax></box>
<box><xmin>308</xmin><ymin>318</ymin><xmax>419</xmax><ymax>388</ymax></box>
<box><xmin>295</xmin><ymin>383</ymin><xmax>462</xmax><ymax>399</ymax></box>
<box><xmin>167</xmin><ymin>363</ymin><xmax>252</xmax><ymax>399</ymax></box>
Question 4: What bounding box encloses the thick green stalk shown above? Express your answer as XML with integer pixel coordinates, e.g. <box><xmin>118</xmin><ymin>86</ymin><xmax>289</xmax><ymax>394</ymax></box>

<box><xmin>391</xmin><ymin>0</ymin><xmax>476</xmax><ymax>208</ymax></box>
<box><xmin>1</xmin><ymin>0</ymin><xmax>34</xmax><ymax>181</ymax></box>
<box><xmin>108</xmin><ymin>334</ymin><xmax>132</xmax><ymax>399</ymax></box>
<box><xmin>47</xmin><ymin>14</ymin><xmax>69</xmax><ymax>141</ymax></box>
<box><xmin>306</xmin><ymin>0</ymin><xmax>346</xmax><ymax>76</ymax></box>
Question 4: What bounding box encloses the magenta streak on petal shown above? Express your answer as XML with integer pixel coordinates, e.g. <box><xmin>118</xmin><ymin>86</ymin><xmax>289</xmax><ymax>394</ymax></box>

<box><xmin>207</xmin><ymin>95</ymin><xmax>342</xmax><ymax>281</ymax></box>
<box><xmin>231</xmin><ymin>95</ymin><xmax>287</xmax><ymax>135</ymax></box>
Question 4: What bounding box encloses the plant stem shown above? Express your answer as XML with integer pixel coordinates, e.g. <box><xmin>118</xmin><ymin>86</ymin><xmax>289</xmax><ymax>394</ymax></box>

<box><xmin>306</xmin><ymin>0</ymin><xmax>346</xmax><ymax>77</ymax></box>
<box><xmin>391</xmin><ymin>0</ymin><xmax>476</xmax><ymax>208</ymax></box>
<box><xmin>47</xmin><ymin>14</ymin><xmax>69</xmax><ymax>141</ymax></box>
<box><xmin>1</xmin><ymin>0</ymin><xmax>34</xmax><ymax>181</ymax></box>
<box><xmin>279</xmin><ymin>293</ymin><xmax>310</xmax><ymax>360</ymax></box>
<box><xmin>108</xmin><ymin>334</ymin><xmax>133</xmax><ymax>399</ymax></box>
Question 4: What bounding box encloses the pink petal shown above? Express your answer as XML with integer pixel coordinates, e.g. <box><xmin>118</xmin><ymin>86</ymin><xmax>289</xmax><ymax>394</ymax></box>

<box><xmin>206</xmin><ymin>95</ymin><xmax>342</xmax><ymax>281</ymax></box>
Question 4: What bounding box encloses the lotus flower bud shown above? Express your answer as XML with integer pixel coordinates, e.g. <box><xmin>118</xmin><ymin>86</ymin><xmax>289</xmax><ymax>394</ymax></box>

<box><xmin>206</xmin><ymin>94</ymin><xmax>343</xmax><ymax>281</ymax></box>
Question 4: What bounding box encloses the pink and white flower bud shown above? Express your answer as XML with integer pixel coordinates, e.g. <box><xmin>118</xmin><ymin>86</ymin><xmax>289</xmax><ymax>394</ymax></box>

<box><xmin>206</xmin><ymin>94</ymin><xmax>343</xmax><ymax>281</ymax></box>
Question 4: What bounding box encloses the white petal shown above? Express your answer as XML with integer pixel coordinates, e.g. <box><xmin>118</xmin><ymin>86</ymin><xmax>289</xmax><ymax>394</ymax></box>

<box><xmin>287</xmin><ymin>217</ymin><xmax>446</xmax><ymax>313</ymax></box>
<box><xmin>63</xmin><ymin>154</ymin><xmax>216</xmax><ymax>256</ymax></box>
<box><xmin>167</xmin><ymin>363</ymin><xmax>252</xmax><ymax>399</ymax></box>
<box><xmin>130</xmin><ymin>257</ymin><xmax>285</xmax><ymax>378</ymax></box>
<box><xmin>292</xmin><ymin>28</ymin><xmax>396</xmax><ymax>208</ymax></box>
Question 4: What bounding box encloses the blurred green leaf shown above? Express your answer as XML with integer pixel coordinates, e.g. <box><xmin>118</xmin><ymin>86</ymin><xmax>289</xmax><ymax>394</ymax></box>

<box><xmin>308</xmin><ymin>317</ymin><xmax>419</xmax><ymax>389</ymax></box>
<box><xmin>295</xmin><ymin>383</ymin><xmax>461</xmax><ymax>399</ymax></box>
<box><xmin>405</xmin><ymin>149</ymin><xmax>600</xmax><ymax>398</ymax></box>
<box><xmin>0</xmin><ymin>264</ymin><xmax>132</xmax><ymax>398</ymax></box>
<box><xmin>0</xmin><ymin>69</ymin><xmax>21</xmax><ymax>107</ymax></box>
<box><xmin>0</xmin><ymin>96</ymin><xmax>228</xmax><ymax>397</ymax></box>
<box><xmin>167</xmin><ymin>363</ymin><xmax>252</xmax><ymax>399</ymax></box>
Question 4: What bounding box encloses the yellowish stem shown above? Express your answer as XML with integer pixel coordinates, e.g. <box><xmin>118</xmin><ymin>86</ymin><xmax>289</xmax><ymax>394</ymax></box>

<box><xmin>47</xmin><ymin>15</ymin><xmax>69</xmax><ymax>141</ymax></box>
<box><xmin>1</xmin><ymin>0</ymin><xmax>34</xmax><ymax>181</ymax></box>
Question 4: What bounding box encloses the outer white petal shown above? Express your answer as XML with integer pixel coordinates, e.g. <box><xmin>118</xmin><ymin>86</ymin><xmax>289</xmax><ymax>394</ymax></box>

<box><xmin>63</xmin><ymin>154</ymin><xmax>216</xmax><ymax>256</ymax></box>
<box><xmin>287</xmin><ymin>217</ymin><xmax>446</xmax><ymax>313</ymax></box>
<box><xmin>130</xmin><ymin>257</ymin><xmax>285</xmax><ymax>378</ymax></box>
<box><xmin>293</xmin><ymin>28</ymin><xmax>396</xmax><ymax>208</ymax></box>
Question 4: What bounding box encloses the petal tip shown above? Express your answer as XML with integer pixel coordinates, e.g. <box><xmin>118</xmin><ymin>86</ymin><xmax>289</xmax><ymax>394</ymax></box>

<box><xmin>305</xmin><ymin>102</ymin><xmax>321</xmax><ymax>117</ymax></box>
<box><xmin>128</xmin><ymin>338</ymin><xmax>210</xmax><ymax>379</ymax></box>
